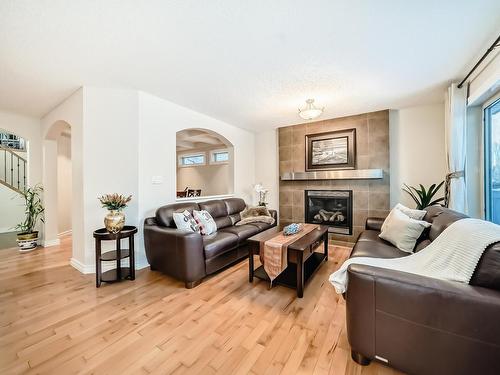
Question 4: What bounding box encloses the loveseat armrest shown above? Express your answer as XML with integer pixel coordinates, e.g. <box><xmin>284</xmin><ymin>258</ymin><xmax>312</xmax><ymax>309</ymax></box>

<box><xmin>143</xmin><ymin>217</ymin><xmax>205</xmax><ymax>286</ymax></box>
<box><xmin>346</xmin><ymin>264</ymin><xmax>500</xmax><ymax>374</ymax></box>
<box><xmin>365</xmin><ymin>217</ymin><xmax>385</xmax><ymax>231</ymax></box>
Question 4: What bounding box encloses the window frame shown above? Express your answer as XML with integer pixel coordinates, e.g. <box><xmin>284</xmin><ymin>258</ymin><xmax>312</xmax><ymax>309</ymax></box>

<box><xmin>178</xmin><ymin>152</ymin><xmax>206</xmax><ymax>167</ymax></box>
<box><xmin>483</xmin><ymin>95</ymin><xmax>500</xmax><ymax>222</ymax></box>
<box><xmin>209</xmin><ymin>149</ymin><xmax>230</xmax><ymax>165</ymax></box>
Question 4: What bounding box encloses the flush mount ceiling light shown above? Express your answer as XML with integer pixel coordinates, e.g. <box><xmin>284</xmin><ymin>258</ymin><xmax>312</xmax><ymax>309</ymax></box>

<box><xmin>298</xmin><ymin>99</ymin><xmax>324</xmax><ymax>120</ymax></box>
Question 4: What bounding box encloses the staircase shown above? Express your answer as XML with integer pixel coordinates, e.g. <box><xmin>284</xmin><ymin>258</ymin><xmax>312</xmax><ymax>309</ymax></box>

<box><xmin>0</xmin><ymin>144</ymin><xmax>27</xmax><ymax>194</ymax></box>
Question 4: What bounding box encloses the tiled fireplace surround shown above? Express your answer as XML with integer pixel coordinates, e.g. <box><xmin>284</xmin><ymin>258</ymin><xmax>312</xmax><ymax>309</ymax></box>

<box><xmin>278</xmin><ymin>110</ymin><xmax>390</xmax><ymax>244</ymax></box>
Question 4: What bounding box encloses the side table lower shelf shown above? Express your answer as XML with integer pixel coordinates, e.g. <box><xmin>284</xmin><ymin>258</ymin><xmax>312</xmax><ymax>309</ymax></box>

<box><xmin>101</xmin><ymin>267</ymin><xmax>131</xmax><ymax>282</ymax></box>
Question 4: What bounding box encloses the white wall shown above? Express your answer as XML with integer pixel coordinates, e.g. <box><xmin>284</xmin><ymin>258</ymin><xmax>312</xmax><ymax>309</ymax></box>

<box><xmin>254</xmin><ymin>129</ymin><xmax>279</xmax><ymax>211</ymax></box>
<box><xmin>390</xmin><ymin>104</ymin><xmax>447</xmax><ymax>208</ymax></box>
<box><xmin>0</xmin><ymin>185</ymin><xmax>24</xmax><ymax>233</ymax></box>
<box><xmin>57</xmin><ymin>131</ymin><xmax>72</xmax><ymax>234</ymax></box>
<box><xmin>0</xmin><ymin>111</ymin><xmax>42</xmax><ymax>233</ymax></box>
<box><xmin>81</xmin><ymin>87</ymin><xmax>139</xmax><ymax>267</ymax></box>
<box><xmin>468</xmin><ymin>51</ymin><xmax>500</xmax><ymax>106</ymax></box>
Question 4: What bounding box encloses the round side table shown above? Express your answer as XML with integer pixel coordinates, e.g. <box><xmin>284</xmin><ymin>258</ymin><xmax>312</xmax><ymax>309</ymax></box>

<box><xmin>93</xmin><ymin>225</ymin><xmax>138</xmax><ymax>288</ymax></box>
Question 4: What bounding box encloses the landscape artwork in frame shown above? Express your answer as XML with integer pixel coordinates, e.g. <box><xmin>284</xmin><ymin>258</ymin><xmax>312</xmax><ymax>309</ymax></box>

<box><xmin>306</xmin><ymin>128</ymin><xmax>356</xmax><ymax>171</ymax></box>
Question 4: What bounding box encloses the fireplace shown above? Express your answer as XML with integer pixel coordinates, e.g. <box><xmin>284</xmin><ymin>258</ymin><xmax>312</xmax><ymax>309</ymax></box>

<box><xmin>305</xmin><ymin>190</ymin><xmax>353</xmax><ymax>235</ymax></box>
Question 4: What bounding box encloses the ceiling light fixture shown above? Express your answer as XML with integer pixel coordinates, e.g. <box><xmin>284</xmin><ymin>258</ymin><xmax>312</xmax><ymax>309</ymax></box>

<box><xmin>298</xmin><ymin>99</ymin><xmax>324</xmax><ymax>120</ymax></box>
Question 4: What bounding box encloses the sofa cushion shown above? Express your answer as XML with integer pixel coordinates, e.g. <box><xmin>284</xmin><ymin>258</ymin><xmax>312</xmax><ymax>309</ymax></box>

<box><xmin>202</xmin><ymin>231</ymin><xmax>239</xmax><ymax>259</ymax></box>
<box><xmin>156</xmin><ymin>202</ymin><xmax>200</xmax><ymax>227</ymax></box>
<box><xmin>471</xmin><ymin>243</ymin><xmax>500</xmax><ymax>291</ymax></box>
<box><xmin>414</xmin><ymin>239</ymin><xmax>431</xmax><ymax>252</ymax></box>
<box><xmin>424</xmin><ymin>205</ymin><xmax>467</xmax><ymax>241</ymax></box>
<box><xmin>351</xmin><ymin>230</ymin><xmax>410</xmax><ymax>259</ymax></box>
<box><xmin>247</xmin><ymin>221</ymin><xmax>273</xmax><ymax>231</ymax></box>
<box><xmin>199</xmin><ymin>200</ymin><xmax>232</xmax><ymax>229</ymax></box>
<box><xmin>219</xmin><ymin>224</ymin><xmax>260</xmax><ymax>241</ymax></box>
<box><xmin>224</xmin><ymin>198</ymin><xmax>246</xmax><ymax>215</ymax></box>
<box><xmin>223</xmin><ymin>198</ymin><xmax>246</xmax><ymax>225</ymax></box>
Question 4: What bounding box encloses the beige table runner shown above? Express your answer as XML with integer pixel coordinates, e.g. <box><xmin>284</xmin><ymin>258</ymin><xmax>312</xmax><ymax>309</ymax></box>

<box><xmin>259</xmin><ymin>224</ymin><xmax>318</xmax><ymax>284</ymax></box>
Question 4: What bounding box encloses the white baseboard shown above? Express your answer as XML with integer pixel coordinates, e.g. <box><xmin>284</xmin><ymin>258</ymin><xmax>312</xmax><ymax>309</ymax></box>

<box><xmin>58</xmin><ymin>230</ymin><xmax>72</xmax><ymax>237</ymax></box>
<box><xmin>41</xmin><ymin>238</ymin><xmax>61</xmax><ymax>247</ymax></box>
<box><xmin>70</xmin><ymin>257</ymin><xmax>149</xmax><ymax>274</ymax></box>
<box><xmin>0</xmin><ymin>227</ymin><xmax>15</xmax><ymax>234</ymax></box>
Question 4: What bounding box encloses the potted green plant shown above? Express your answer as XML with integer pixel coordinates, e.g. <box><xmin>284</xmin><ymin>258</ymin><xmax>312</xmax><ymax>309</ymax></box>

<box><xmin>98</xmin><ymin>193</ymin><xmax>132</xmax><ymax>233</ymax></box>
<box><xmin>15</xmin><ymin>184</ymin><xmax>45</xmax><ymax>252</ymax></box>
<box><xmin>402</xmin><ymin>181</ymin><xmax>445</xmax><ymax>209</ymax></box>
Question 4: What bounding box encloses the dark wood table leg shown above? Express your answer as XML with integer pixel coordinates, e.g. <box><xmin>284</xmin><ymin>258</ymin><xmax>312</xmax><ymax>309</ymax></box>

<box><xmin>248</xmin><ymin>245</ymin><xmax>254</xmax><ymax>282</ymax></box>
<box><xmin>129</xmin><ymin>234</ymin><xmax>135</xmax><ymax>280</ymax></box>
<box><xmin>296</xmin><ymin>252</ymin><xmax>304</xmax><ymax>298</ymax></box>
<box><xmin>116</xmin><ymin>237</ymin><xmax>121</xmax><ymax>280</ymax></box>
<box><xmin>324</xmin><ymin>233</ymin><xmax>329</xmax><ymax>261</ymax></box>
<box><xmin>95</xmin><ymin>239</ymin><xmax>101</xmax><ymax>288</ymax></box>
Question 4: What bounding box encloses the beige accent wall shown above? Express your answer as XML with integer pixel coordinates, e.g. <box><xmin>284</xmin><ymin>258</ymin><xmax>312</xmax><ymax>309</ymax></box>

<box><xmin>278</xmin><ymin>110</ymin><xmax>390</xmax><ymax>243</ymax></box>
<box><xmin>177</xmin><ymin>163</ymin><xmax>231</xmax><ymax>196</ymax></box>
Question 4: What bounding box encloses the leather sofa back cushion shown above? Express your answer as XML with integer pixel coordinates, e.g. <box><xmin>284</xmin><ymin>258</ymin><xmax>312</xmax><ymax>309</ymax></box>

<box><xmin>470</xmin><ymin>243</ymin><xmax>500</xmax><ymax>290</ymax></box>
<box><xmin>199</xmin><ymin>200</ymin><xmax>232</xmax><ymax>229</ymax></box>
<box><xmin>224</xmin><ymin>198</ymin><xmax>246</xmax><ymax>215</ymax></box>
<box><xmin>156</xmin><ymin>202</ymin><xmax>200</xmax><ymax>227</ymax></box>
<box><xmin>424</xmin><ymin>206</ymin><xmax>468</xmax><ymax>241</ymax></box>
<box><xmin>224</xmin><ymin>198</ymin><xmax>246</xmax><ymax>224</ymax></box>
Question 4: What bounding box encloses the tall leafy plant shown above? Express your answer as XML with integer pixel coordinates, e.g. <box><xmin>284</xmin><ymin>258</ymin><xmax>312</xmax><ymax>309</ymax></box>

<box><xmin>15</xmin><ymin>184</ymin><xmax>45</xmax><ymax>234</ymax></box>
<box><xmin>402</xmin><ymin>181</ymin><xmax>445</xmax><ymax>210</ymax></box>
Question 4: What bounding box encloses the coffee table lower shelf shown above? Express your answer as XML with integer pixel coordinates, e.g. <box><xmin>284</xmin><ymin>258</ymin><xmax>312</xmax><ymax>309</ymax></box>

<box><xmin>253</xmin><ymin>252</ymin><xmax>326</xmax><ymax>290</ymax></box>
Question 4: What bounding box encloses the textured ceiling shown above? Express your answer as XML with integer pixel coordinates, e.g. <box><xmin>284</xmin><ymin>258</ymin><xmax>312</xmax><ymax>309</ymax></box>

<box><xmin>1</xmin><ymin>1</ymin><xmax>499</xmax><ymax>131</ymax></box>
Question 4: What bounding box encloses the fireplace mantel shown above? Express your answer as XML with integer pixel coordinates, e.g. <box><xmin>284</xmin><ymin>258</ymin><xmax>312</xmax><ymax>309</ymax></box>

<box><xmin>280</xmin><ymin>169</ymin><xmax>383</xmax><ymax>181</ymax></box>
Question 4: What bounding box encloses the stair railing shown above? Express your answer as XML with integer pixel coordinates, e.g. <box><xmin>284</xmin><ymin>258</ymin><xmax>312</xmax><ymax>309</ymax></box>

<box><xmin>0</xmin><ymin>144</ymin><xmax>27</xmax><ymax>194</ymax></box>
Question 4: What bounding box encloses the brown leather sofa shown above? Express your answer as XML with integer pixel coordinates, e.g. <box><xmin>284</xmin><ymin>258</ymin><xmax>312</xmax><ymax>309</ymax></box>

<box><xmin>144</xmin><ymin>198</ymin><xmax>276</xmax><ymax>288</ymax></box>
<box><xmin>346</xmin><ymin>205</ymin><xmax>500</xmax><ymax>375</ymax></box>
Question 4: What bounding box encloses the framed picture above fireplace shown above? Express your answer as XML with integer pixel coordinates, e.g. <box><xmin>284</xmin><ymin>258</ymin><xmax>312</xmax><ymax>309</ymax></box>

<box><xmin>305</xmin><ymin>128</ymin><xmax>356</xmax><ymax>171</ymax></box>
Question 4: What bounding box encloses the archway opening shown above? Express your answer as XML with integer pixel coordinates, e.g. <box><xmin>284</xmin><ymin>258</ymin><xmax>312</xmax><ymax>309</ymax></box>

<box><xmin>44</xmin><ymin>120</ymin><xmax>72</xmax><ymax>252</ymax></box>
<box><xmin>176</xmin><ymin>129</ymin><xmax>234</xmax><ymax>199</ymax></box>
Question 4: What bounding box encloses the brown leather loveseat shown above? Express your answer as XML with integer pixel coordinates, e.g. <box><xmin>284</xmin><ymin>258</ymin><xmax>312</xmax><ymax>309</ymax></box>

<box><xmin>144</xmin><ymin>198</ymin><xmax>276</xmax><ymax>288</ymax></box>
<box><xmin>346</xmin><ymin>206</ymin><xmax>500</xmax><ymax>375</ymax></box>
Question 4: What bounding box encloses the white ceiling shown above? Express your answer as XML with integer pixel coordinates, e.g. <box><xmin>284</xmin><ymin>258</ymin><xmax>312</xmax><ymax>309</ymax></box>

<box><xmin>176</xmin><ymin>129</ymin><xmax>226</xmax><ymax>151</ymax></box>
<box><xmin>1</xmin><ymin>1</ymin><xmax>499</xmax><ymax>132</ymax></box>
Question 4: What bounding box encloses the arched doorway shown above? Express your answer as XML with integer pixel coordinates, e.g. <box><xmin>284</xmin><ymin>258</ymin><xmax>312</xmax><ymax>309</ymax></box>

<box><xmin>43</xmin><ymin>121</ymin><xmax>72</xmax><ymax>251</ymax></box>
<box><xmin>176</xmin><ymin>128</ymin><xmax>234</xmax><ymax>199</ymax></box>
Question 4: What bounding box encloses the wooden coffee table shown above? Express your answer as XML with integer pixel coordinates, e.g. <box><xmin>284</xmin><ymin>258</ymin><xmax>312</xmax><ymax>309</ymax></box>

<box><xmin>247</xmin><ymin>224</ymin><xmax>329</xmax><ymax>298</ymax></box>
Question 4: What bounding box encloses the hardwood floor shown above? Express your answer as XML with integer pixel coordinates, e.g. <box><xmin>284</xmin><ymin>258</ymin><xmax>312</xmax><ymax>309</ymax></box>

<box><xmin>0</xmin><ymin>236</ymin><xmax>403</xmax><ymax>375</ymax></box>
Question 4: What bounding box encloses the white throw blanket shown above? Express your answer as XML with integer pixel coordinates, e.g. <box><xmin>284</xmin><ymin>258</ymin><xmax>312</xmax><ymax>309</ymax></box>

<box><xmin>329</xmin><ymin>218</ymin><xmax>500</xmax><ymax>294</ymax></box>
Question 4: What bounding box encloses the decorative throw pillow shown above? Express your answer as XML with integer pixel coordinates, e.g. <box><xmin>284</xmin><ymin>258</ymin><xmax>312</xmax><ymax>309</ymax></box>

<box><xmin>394</xmin><ymin>203</ymin><xmax>427</xmax><ymax>220</ymax></box>
<box><xmin>193</xmin><ymin>210</ymin><xmax>217</xmax><ymax>235</ymax></box>
<box><xmin>172</xmin><ymin>210</ymin><xmax>200</xmax><ymax>233</ymax></box>
<box><xmin>236</xmin><ymin>206</ymin><xmax>275</xmax><ymax>226</ymax></box>
<box><xmin>379</xmin><ymin>208</ymin><xmax>431</xmax><ymax>253</ymax></box>
<box><xmin>381</xmin><ymin>203</ymin><xmax>427</xmax><ymax>232</ymax></box>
